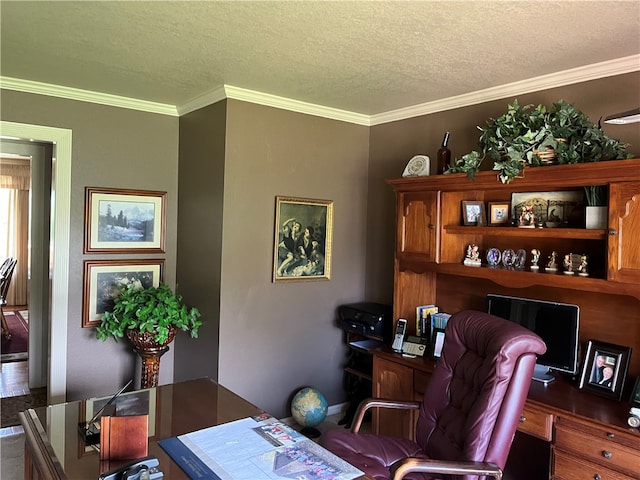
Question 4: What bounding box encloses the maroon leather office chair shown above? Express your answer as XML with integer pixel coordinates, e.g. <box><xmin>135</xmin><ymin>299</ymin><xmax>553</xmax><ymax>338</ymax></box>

<box><xmin>320</xmin><ymin>310</ymin><xmax>546</xmax><ymax>480</ymax></box>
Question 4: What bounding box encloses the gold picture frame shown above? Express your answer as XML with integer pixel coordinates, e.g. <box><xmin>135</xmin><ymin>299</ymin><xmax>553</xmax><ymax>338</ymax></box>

<box><xmin>488</xmin><ymin>202</ymin><xmax>510</xmax><ymax>226</ymax></box>
<box><xmin>82</xmin><ymin>259</ymin><xmax>163</xmax><ymax>328</ymax></box>
<box><xmin>273</xmin><ymin>196</ymin><xmax>333</xmax><ymax>282</ymax></box>
<box><xmin>84</xmin><ymin>187</ymin><xmax>166</xmax><ymax>253</ymax></box>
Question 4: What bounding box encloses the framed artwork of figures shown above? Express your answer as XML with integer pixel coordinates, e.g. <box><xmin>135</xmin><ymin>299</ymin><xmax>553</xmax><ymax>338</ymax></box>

<box><xmin>84</xmin><ymin>187</ymin><xmax>166</xmax><ymax>253</ymax></box>
<box><xmin>273</xmin><ymin>196</ymin><xmax>333</xmax><ymax>282</ymax></box>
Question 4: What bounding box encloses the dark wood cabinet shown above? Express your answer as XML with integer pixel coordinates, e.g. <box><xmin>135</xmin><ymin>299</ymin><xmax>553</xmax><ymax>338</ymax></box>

<box><xmin>379</xmin><ymin>159</ymin><xmax>640</xmax><ymax>479</ymax></box>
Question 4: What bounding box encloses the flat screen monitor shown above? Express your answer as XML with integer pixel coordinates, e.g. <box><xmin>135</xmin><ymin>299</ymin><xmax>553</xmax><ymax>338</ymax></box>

<box><xmin>486</xmin><ymin>294</ymin><xmax>580</xmax><ymax>384</ymax></box>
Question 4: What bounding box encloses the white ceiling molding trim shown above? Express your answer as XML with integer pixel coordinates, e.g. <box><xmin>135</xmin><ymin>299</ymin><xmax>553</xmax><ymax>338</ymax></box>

<box><xmin>222</xmin><ymin>85</ymin><xmax>371</xmax><ymax>126</ymax></box>
<box><xmin>177</xmin><ymin>86</ymin><xmax>228</xmax><ymax>116</ymax></box>
<box><xmin>371</xmin><ymin>55</ymin><xmax>640</xmax><ymax>126</ymax></box>
<box><xmin>0</xmin><ymin>77</ymin><xmax>179</xmax><ymax>116</ymax></box>
<box><xmin>1</xmin><ymin>55</ymin><xmax>637</xmax><ymax>126</ymax></box>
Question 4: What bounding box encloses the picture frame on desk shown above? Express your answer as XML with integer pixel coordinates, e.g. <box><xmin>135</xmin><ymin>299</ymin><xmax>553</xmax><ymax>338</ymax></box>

<box><xmin>579</xmin><ymin>339</ymin><xmax>631</xmax><ymax>401</ymax></box>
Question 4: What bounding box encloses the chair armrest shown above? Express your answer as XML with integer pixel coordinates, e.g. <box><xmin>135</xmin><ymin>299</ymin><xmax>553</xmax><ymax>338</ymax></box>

<box><xmin>390</xmin><ymin>458</ymin><xmax>503</xmax><ymax>480</ymax></box>
<box><xmin>350</xmin><ymin>398</ymin><xmax>421</xmax><ymax>433</ymax></box>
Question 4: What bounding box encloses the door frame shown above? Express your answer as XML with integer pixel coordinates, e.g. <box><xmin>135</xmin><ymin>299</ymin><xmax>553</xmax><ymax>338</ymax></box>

<box><xmin>0</xmin><ymin>120</ymin><xmax>71</xmax><ymax>404</ymax></box>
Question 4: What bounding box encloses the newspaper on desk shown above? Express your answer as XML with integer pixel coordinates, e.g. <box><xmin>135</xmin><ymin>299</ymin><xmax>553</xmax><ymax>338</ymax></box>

<box><xmin>158</xmin><ymin>414</ymin><xmax>364</xmax><ymax>480</ymax></box>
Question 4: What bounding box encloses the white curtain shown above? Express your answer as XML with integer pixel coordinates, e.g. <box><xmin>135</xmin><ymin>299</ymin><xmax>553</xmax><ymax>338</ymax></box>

<box><xmin>0</xmin><ymin>162</ymin><xmax>30</xmax><ymax>306</ymax></box>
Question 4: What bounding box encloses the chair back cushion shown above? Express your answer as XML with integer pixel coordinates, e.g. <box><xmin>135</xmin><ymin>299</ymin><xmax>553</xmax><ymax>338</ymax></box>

<box><xmin>416</xmin><ymin>310</ymin><xmax>546</xmax><ymax>469</ymax></box>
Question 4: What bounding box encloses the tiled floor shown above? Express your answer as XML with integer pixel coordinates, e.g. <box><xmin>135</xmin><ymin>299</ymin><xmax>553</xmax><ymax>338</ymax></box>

<box><xmin>1</xmin><ymin>360</ymin><xmax>30</xmax><ymax>398</ymax></box>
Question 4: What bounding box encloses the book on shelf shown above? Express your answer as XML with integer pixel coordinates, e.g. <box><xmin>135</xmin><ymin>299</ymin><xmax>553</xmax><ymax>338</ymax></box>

<box><xmin>416</xmin><ymin>305</ymin><xmax>438</xmax><ymax>337</ymax></box>
<box><xmin>430</xmin><ymin>312</ymin><xmax>451</xmax><ymax>337</ymax></box>
<box><xmin>158</xmin><ymin>414</ymin><xmax>363</xmax><ymax>480</ymax></box>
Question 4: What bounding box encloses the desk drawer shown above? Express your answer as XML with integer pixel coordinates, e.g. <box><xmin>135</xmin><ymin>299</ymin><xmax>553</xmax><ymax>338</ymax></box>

<box><xmin>555</xmin><ymin>419</ymin><xmax>639</xmax><ymax>477</ymax></box>
<box><xmin>517</xmin><ymin>404</ymin><xmax>553</xmax><ymax>441</ymax></box>
<box><xmin>553</xmin><ymin>450</ymin><xmax>631</xmax><ymax>480</ymax></box>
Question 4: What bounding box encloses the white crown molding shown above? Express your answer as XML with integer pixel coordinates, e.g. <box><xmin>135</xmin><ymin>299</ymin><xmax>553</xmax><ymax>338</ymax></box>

<box><xmin>0</xmin><ymin>77</ymin><xmax>179</xmax><ymax>116</ymax></box>
<box><xmin>370</xmin><ymin>54</ymin><xmax>640</xmax><ymax>126</ymax></box>
<box><xmin>221</xmin><ymin>85</ymin><xmax>371</xmax><ymax>126</ymax></box>
<box><xmin>2</xmin><ymin>55</ymin><xmax>638</xmax><ymax>125</ymax></box>
<box><xmin>177</xmin><ymin>86</ymin><xmax>228</xmax><ymax>116</ymax></box>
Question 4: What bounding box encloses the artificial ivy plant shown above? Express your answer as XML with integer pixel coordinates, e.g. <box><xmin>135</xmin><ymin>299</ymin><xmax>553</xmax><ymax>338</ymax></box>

<box><xmin>447</xmin><ymin>100</ymin><xmax>629</xmax><ymax>183</ymax></box>
<box><xmin>96</xmin><ymin>283</ymin><xmax>202</xmax><ymax>344</ymax></box>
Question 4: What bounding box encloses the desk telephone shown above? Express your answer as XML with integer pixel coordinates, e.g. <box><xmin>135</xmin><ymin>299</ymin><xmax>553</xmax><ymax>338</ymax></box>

<box><xmin>392</xmin><ymin>318</ymin><xmax>427</xmax><ymax>357</ymax></box>
<box><xmin>98</xmin><ymin>456</ymin><xmax>163</xmax><ymax>480</ymax></box>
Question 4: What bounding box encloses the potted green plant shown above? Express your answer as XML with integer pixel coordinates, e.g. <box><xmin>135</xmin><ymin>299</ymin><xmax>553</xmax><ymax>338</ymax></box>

<box><xmin>96</xmin><ymin>282</ymin><xmax>202</xmax><ymax>388</ymax></box>
<box><xmin>447</xmin><ymin>100</ymin><xmax>629</xmax><ymax>184</ymax></box>
<box><xmin>584</xmin><ymin>185</ymin><xmax>608</xmax><ymax>229</ymax></box>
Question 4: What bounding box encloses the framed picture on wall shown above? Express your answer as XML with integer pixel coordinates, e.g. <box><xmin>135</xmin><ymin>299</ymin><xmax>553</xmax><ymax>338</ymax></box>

<box><xmin>84</xmin><ymin>187</ymin><xmax>166</xmax><ymax>253</ymax></box>
<box><xmin>82</xmin><ymin>259</ymin><xmax>163</xmax><ymax>328</ymax></box>
<box><xmin>273</xmin><ymin>196</ymin><xmax>333</xmax><ymax>282</ymax></box>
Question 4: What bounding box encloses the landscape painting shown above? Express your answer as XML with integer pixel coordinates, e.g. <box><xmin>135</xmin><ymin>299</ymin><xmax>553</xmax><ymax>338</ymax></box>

<box><xmin>84</xmin><ymin>187</ymin><xmax>166</xmax><ymax>253</ymax></box>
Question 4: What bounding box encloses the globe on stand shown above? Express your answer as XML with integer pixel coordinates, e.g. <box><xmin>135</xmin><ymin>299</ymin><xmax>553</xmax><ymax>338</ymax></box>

<box><xmin>290</xmin><ymin>387</ymin><xmax>328</xmax><ymax>438</ymax></box>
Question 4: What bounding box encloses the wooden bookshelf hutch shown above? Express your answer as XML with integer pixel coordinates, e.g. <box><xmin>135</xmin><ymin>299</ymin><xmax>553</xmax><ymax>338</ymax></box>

<box><xmin>375</xmin><ymin>158</ymin><xmax>640</xmax><ymax>479</ymax></box>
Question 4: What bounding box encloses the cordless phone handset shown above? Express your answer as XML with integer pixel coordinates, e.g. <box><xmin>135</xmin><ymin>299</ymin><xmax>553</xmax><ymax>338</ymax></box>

<box><xmin>392</xmin><ymin>318</ymin><xmax>407</xmax><ymax>352</ymax></box>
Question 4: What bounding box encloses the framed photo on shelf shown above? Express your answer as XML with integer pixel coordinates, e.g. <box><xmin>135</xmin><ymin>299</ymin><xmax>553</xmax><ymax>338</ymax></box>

<box><xmin>461</xmin><ymin>201</ymin><xmax>486</xmax><ymax>226</ymax></box>
<box><xmin>82</xmin><ymin>259</ymin><xmax>163</xmax><ymax>328</ymax></box>
<box><xmin>510</xmin><ymin>190</ymin><xmax>584</xmax><ymax>228</ymax></box>
<box><xmin>579</xmin><ymin>339</ymin><xmax>631</xmax><ymax>401</ymax></box>
<box><xmin>487</xmin><ymin>202</ymin><xmax>510</xmax><ymax>226</ymax></box>
<box><xmin>84</xmin><ymin>187</ymin><xmax>166</xmax><ymax>253</ymax></box>
<box><xmin>273</xmin><ymin>196</ymin><xmax>333</xmax><ymax>282</ymax></box>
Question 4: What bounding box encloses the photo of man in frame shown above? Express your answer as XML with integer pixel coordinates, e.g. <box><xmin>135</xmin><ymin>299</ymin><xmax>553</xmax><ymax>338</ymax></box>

<box><xmin>590</xmin><ymin>353</ymin><xmax>617</xmax><ymax>389</ymax></box>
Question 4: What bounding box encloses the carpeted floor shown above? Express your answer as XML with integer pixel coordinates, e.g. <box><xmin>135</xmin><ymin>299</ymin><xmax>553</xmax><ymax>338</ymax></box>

<box><xmin>1</xmin><ymin>311</ymin><xmax>28</xmax><ymax>362</ymax></box>
<box><xmin>0</xmin><ymin>388</ymin><xmax>47</xmax><ymax>428</ymax></box>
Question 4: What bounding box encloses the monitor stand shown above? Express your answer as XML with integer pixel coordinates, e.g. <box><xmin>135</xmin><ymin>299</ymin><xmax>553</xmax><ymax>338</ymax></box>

<box><xmin>532</xmin><ymin>364</ymin><xmax>556</xmax><ymax>385</ymax></box>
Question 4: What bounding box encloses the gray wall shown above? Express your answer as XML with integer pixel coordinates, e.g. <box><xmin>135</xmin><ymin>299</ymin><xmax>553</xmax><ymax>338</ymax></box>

<box><xmin>217</xmin><ymin>100</ymin><xmax>370</xmax><ymax>417</ymax></box>
<box><xmin>0</xmin><ymin>89</ymin><xmax>180</xmax><ymax>400</ymax></box>
<box><xmin>174</xmin><ymin>101</ymin><xmax>227</xmax><ymax>382</ymax></box>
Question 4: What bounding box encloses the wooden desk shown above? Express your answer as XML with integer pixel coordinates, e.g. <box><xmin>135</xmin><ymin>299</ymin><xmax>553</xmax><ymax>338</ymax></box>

<box><xmin>19</xmin><ymin>377</ymin><xmax>372</xmax><ymax>480</ymax></box>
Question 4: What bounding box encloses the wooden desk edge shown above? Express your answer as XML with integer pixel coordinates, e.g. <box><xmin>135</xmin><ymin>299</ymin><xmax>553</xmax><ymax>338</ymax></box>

<box><xmin>20</xmin><ymin>409</ymin><xmax>67</xmax><ymax>480</ymax></box>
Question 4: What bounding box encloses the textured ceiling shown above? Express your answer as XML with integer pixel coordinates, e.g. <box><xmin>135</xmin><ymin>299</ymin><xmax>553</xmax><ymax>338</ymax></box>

<box><xmin>1</xmin><ymin>1</ymin><xmax>639</xmax><ymax>116</ymax></box>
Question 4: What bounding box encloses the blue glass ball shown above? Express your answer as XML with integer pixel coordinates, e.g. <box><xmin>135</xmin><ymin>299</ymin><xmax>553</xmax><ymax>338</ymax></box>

<box><xmin>291</xmin><ymin>387</ymin><xmax>328</xmax><ymax>428</ymax></box>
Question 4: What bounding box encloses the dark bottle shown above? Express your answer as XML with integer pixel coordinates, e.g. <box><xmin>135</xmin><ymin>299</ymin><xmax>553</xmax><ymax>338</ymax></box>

<box><xmin>436</xmin><ymin>132</ymin><xmax>451</xmax><ymax>174</ymax></box>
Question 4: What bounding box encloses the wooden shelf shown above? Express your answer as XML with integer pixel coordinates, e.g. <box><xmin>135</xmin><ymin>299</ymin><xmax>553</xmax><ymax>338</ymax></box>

<box><xmin>397</xmin><ymin>257</ymin><xmax>640</xmax><ymax>300</ymax></box>
<box><xmin>444</xmin><ymin>225</ymin><xmax>607</xmax><ymax>240</ymax></box>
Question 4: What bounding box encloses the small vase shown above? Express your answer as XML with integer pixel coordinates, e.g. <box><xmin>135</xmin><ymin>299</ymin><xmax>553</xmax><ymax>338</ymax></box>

<box><xmin>585</xmin><ymin>206</ymin><xmax>607</xmax><ymax>229</ymax></box>
<box><xmin>126</xmin><ymin>326</ymin><xmax>177</xmax><ymax>388</ymax></box>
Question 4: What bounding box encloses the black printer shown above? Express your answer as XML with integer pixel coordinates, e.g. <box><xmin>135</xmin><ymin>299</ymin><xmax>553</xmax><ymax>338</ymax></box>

<box><xmin>337</xmin><ymin>302</ymin><xmax>392</xmax><ymax>344</ymax></box>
